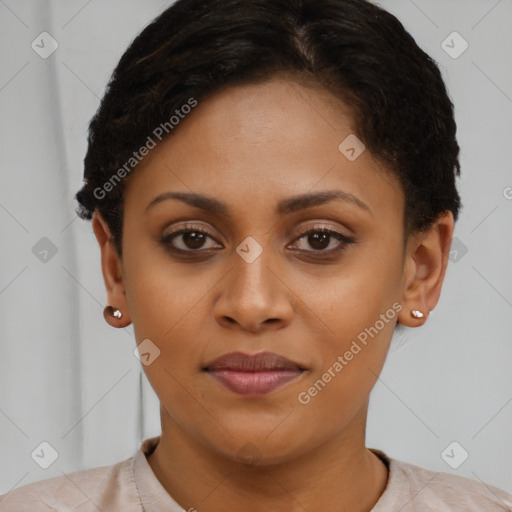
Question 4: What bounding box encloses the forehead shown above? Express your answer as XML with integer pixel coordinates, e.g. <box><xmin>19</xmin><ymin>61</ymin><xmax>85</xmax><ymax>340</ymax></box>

<box><xmin>123</xmin><ymin>76</ymin><xmax>403</xmax><ymax>223</ymax></box>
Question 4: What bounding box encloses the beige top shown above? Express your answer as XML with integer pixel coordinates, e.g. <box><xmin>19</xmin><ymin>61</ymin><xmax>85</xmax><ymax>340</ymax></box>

<box><xmin>1</xmin><ymin>436</ymin><xmax>511</xmax><ymax>511</ymax></box>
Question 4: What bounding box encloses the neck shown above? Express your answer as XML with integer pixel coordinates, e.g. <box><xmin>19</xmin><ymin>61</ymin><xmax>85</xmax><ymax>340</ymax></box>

<box><xmin>147</xmin><ymin>404</ymin><xmax>389</xmax><ymax>512</ymax></box>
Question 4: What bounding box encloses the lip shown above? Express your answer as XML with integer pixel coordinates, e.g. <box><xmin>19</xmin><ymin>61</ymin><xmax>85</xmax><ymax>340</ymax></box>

<box><xmin>203</xmin><ymin>351</ymin><xmax>307</xmax><ymax>396</ymax></box>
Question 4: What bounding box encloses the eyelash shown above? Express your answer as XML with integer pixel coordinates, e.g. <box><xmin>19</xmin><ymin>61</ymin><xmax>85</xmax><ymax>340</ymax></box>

<box><xmin>160</xmin><ymin>224</ymin><xmax>355</xmax><ymax>258</ymax></box>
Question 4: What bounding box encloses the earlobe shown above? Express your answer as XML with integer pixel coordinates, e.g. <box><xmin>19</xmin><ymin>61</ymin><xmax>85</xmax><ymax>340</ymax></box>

<box><xmin>398</xmin><ymin>211</ymin><xmax>454</xmax><ymax>328</ymax></box>
<box><xmin>92</xmin><ymin>211</ymin><xmax>132</xmax><ymax>328</ymax></box>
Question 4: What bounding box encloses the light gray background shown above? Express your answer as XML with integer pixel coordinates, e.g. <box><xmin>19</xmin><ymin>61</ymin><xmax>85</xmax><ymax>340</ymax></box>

<box><xmin>0</xmin><ymin>0</ymin><xmax>511</xmax><ymax>496</ymax></box>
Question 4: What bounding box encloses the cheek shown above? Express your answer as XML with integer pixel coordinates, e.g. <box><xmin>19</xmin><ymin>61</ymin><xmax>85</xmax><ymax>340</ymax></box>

<box><xmin>299</xmin><ymin>244</ymin><xmax>402</xmax><ymax>344</ymax></box>
<box><xmin>124</xmin><ymin>240</ymin><xmax>204</xmax><ymax>342</ymax></box>
<box><xmin>293</xmin><ymin>242</ymin><xmax>402</xmax><ymax>412</ymax></box>
<box><xmin>124</xmin><ymin>247</ymin><xmax>217</xmax><ymax>384</ymax></box>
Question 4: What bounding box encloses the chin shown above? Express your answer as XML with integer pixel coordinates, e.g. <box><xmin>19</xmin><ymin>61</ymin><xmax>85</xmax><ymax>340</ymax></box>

<box><xmin>205</xmin><ymin>428</ymin><xmax>316</xmax><ymax>468</ymax></box>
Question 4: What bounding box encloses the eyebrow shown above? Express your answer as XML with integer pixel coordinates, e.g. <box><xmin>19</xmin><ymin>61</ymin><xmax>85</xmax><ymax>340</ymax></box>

<box><xmin>145</xmin><ymin>190</ymin><xmax>372</xmax><ymax>216</ymax></box>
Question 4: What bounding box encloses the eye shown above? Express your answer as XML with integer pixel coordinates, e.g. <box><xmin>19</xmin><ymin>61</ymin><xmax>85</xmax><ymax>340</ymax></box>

<box><xmin>160</xmin><ymin>225</ymin><xmax>222</xmax><ymax>253</ymax></box>
<box><xmin>289</xmin><ymin>227</ymin><xmax>354</xmax><ymax>254</ymax></box>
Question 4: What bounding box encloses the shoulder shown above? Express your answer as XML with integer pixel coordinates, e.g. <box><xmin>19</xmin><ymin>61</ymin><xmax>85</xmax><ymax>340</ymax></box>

<box><xmin>0</xmin><ymin>457</ymin><xmax>141</xmax><ymax>512</ymax></box>
<box><xmin>376</xmin><ymin>450</ymin><xmax>512</xmax><ymax>511</ymax></box>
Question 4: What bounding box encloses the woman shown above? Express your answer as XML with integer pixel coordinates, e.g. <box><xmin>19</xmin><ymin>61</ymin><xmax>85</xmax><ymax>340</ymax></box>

<box><xmin>2</xmin><ymin>0</ymin><xmax>511</xmax><ymax>510</ymax></box>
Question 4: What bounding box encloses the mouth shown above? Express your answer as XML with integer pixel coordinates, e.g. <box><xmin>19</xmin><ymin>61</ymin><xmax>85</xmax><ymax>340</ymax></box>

<box><xmin>202</xmin><ymin>351</ymin><xmax>308</xmax><ymax>396</ymax></box>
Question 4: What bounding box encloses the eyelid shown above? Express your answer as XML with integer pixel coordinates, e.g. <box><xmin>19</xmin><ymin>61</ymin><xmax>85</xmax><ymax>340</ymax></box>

<box><xmin>158</xmin><ymin>213</ymin><xmax>235</xmax><ymax>239</ymax></box>
<box><xmin>289</xmin><ymin>220</ymin><xmax>353</xmax><ymax>239</ymax></box>
<box><xmin>163</xmin><ymin>222</ymin><xmax>219</xmax><ymax>238</ymax></box>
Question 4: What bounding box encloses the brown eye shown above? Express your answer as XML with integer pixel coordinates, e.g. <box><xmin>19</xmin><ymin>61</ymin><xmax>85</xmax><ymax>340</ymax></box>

<box><xmin>181</xmin><ymin>231</ymin><xmax>207</xmax><ymax>249</ymax></box>
<box><xmin>161</xmin><ymin>227</ymin><xmax>221</xmax><ymax>252</ymax></box>
<box><xmin>307</xmin><ymin>231</ymin><xmax>331</xmax><ymax>250</ymax></box>
<box><xmin>290</xmin><ymin>228</ymin><xmax>354</xmax><ymax>254</ymax></box>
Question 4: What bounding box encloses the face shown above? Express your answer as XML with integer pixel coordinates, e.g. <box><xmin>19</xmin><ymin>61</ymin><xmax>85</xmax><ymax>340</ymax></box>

<box><xmin>94</xmin><ymin>75</ymin><xmax>451</xmax><ymax>465</ymax></box>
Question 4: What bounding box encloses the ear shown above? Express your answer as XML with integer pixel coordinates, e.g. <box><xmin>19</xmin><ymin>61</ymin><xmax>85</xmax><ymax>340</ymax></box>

<box><xmin>397</xmin><ymin>211</ymin><xmax>454</xmax><ymax>327</ymax></box>
<box><xmin>92</xmin><ymin>211</ymin><xmax>131</xmax><ymax>328</ymax></box>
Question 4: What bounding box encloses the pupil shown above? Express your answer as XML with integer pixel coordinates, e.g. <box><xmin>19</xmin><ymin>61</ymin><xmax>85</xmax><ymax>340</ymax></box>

<box><xmin>184</xmin><ymin>231</ymin><xmax>205</xmax><ymax>249</ymax></box>
<box><xmin>309</xmin><ymin>232</ymin><xmax>329</xmax><ymax>250</ymax></box>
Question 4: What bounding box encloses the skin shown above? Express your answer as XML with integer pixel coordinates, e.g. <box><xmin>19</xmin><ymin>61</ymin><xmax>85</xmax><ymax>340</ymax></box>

<box><xmin>92</xmin><ymin>75</ymin><xmax>454</xmax><ymax>512</ymax></box>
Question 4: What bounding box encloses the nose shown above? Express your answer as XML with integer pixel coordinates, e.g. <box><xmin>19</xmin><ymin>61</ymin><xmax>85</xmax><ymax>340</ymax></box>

<box><xmin>213</xmin><ymin>244</ymin><xmax>294</xmax><ymax>334</ymax></box>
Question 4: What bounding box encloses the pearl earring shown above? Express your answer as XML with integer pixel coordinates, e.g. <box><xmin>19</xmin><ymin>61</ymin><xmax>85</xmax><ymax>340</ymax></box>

<box><xmin>410</xmin><ymin>309</ymin><xmax>425</xmax><ymax>319</ymax></box>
